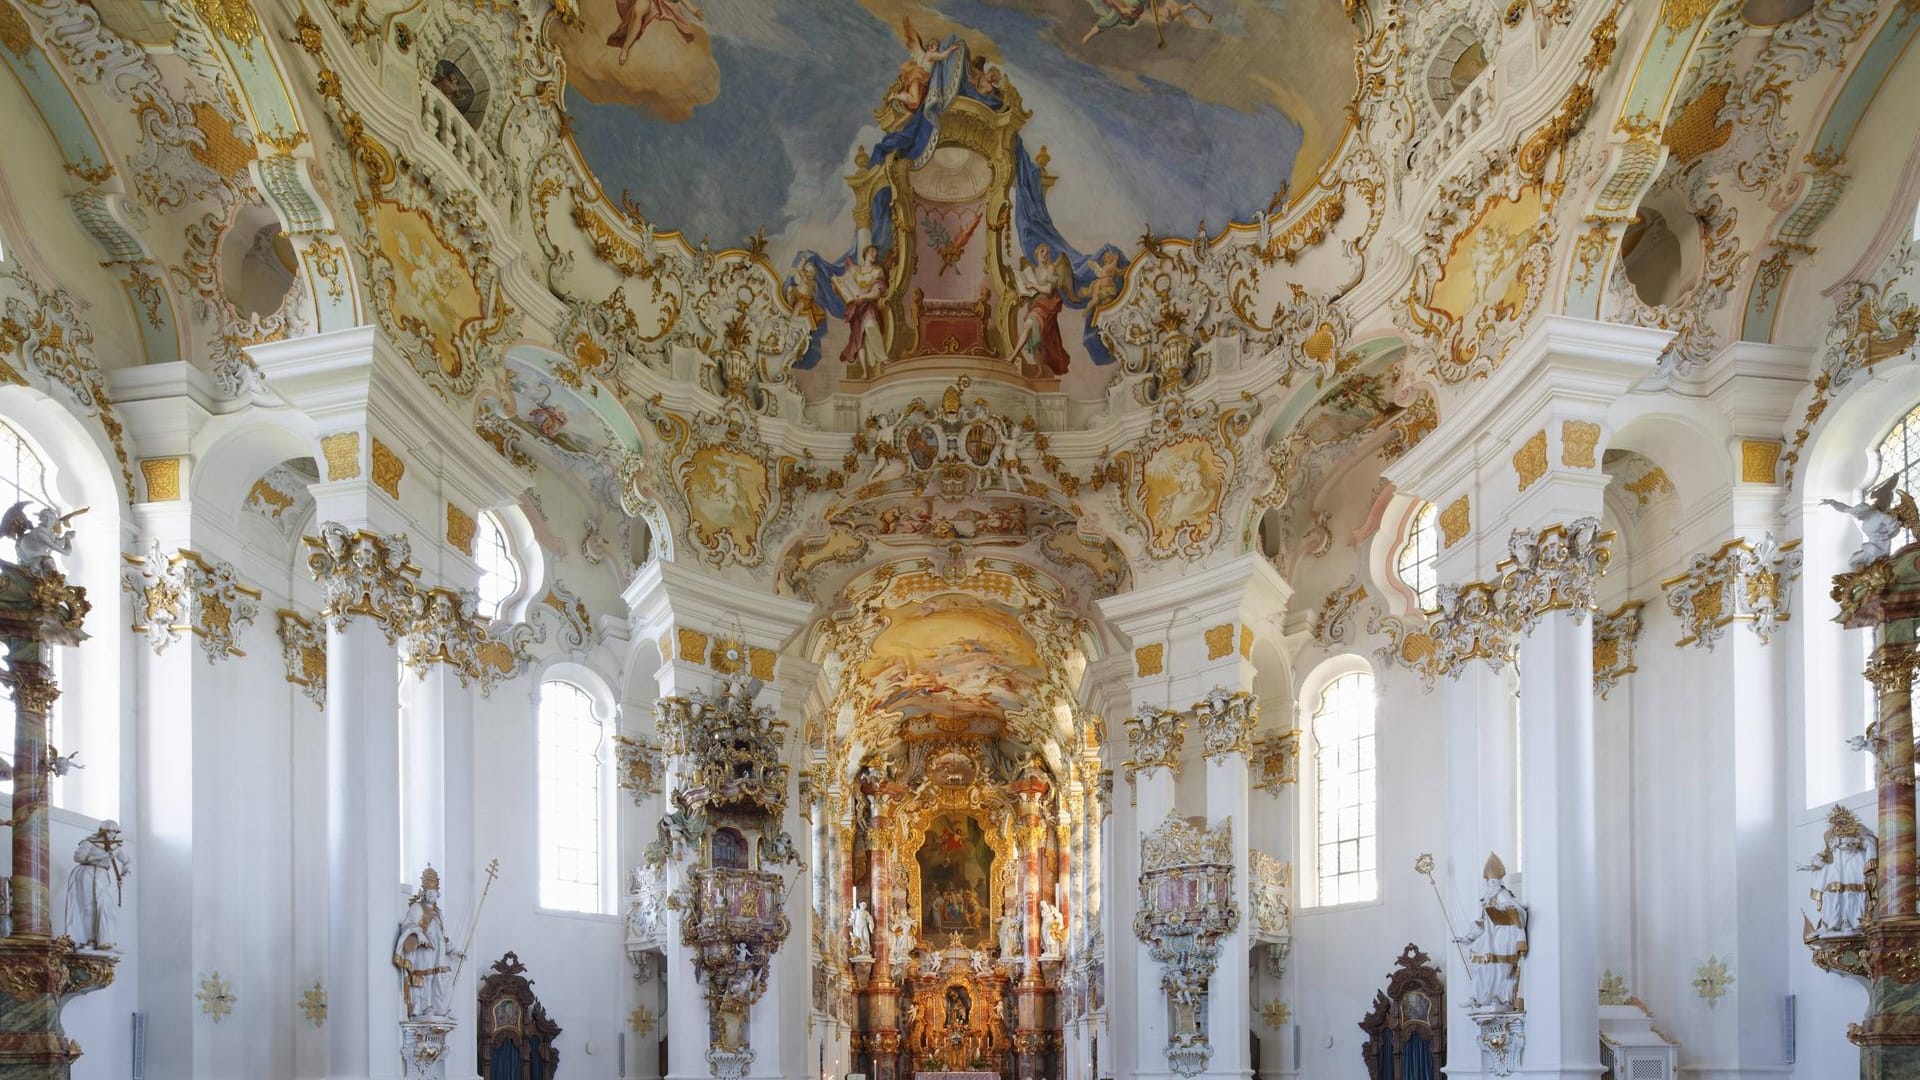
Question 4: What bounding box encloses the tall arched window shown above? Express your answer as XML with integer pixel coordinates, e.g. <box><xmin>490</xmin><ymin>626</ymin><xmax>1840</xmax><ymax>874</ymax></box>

<box><xmin>0</xmin><ymin>421</ymin><xmax>57</xmax><ymax>797</ymax></box>
<box><xmin>474</xmin><ymin>511</ymin><xmax>520</xmax><ymax>621</ymax></box>
<box><xmin>1395</xmin><ymin>502</ymin><xmax>1440</xmax><ymax>613</ymax></box>
<box><xmin>1312</xmin><ymin>670</ymin><xmax>1378</xmax><ymax>906</ymax></box>
<box><xmin>537</xmin><ymin>679</ymin><xmax>606</xmax><ymax>914</ymax></box>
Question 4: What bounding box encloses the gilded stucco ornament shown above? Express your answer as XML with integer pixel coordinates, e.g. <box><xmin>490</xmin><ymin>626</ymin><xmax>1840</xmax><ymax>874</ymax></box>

<box><xmin>0</xmin><ymin>268</ymin><xmax>135</xmax><ymax>499</ymax></box>
<box><xmin>613</xmin><ymin>735</ymin><xmax>664</xmax><ymax>801</ymax></box>
<box><xmin>1605</xmin><ymin>188</ymin><xmax>1748</xmax><ymax>378</ymax></box>
<box><xmin>276</xmin><ymin>610</ymin><xmax>327</xmax><ymax>710</ymax></box>
<box><xmin>1192</xmin><ymin>687</ymin><xmax>1257</xmax><ymax>761</ymax></box>
<box><xmin>1134</xmin><ymin>812</ymin><xmax>1238</xmax><ymax>1077</ymax></box>
<box><xmin>305</xmin><ymin>524</ymin><xmax>421</xmax><ymax>640</ymax></box>
<box><xmin>121</xmin><ymin>543</ymin><xmax>262</xmax><ymax>662</ymax></box>
<box><xmin>1123</xmin><ymin>706</ymin><xmax>1185</xmax><ymax>788</ymax></box>
<box><xmin>1784</xmin><ymin>241</ymin><xmax>1919</xmax><ymax>486</ymax></box>
<box><xmin>1398</xmin><ymin>519</ymin><xmax>1613</xmax><ymax>686</ymax></box>
<box><xmin>1312</xmin><ymin>575</ymin><xmax>1368</xmax><ymax>645</ymax></box>
<box><xmin>639</xmin><ymin>396</ymin><xmax>838</xmax><ymax>570</ymax></box>
<box><xmin>1092</xmin><ymin>393</ymin><xmax>1260</xmax><ymax>562</ymax></box>
<box><xmin>1249</xmin><ymin>850</ymin><xmax>1292</xmax><ymax>976</ymax></box>
<box><xmin>1661</xmin><ymin>533</ymin><xmax>1802</xmax><ymax>649</ymax></box>
<box><xmin>856</xmin><ymin>379</ymin><xmax>1035</xmax><ymax>497</ymax></box>
<box><xmin>1591</xmin><ymin>601</ymin><xmax>1644</xmax><ymax>699</ymax></box>
<box><xmin>15</xmin><ymin>0</ymin><xmax>244</xmax><ymax>213</ymax></box>
<box><xmin>1251</xmin><ymin>730</ymin><xmax>1300</xmax><ymax>794</ymax></box>
<box><xmin>170</xmin><ymin>203</ymin><xmax>311</xmax><ymax>396</ymax></box>
<box><xmin>399</xmin><ymin>587</ymin><xmax>540</xmax><ymax>696</ymax></box>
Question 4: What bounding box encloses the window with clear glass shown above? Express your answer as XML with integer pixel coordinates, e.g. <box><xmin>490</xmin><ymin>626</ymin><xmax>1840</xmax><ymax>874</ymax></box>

<box><xmin>0</xmin><ymin>422</ymin><xmax>57</xmax><ymax>798</ymax></box>
<box><xmin>1395</xmin><ymin>502</ymin><xmax>1440</xmax><ymax>613</ymax></box>
<box><xmin>1870</xmin><ymin>403</ymin><xmax>1920</xmax><ymax>549</ymax></box>
<box><xmin>538</xmin><ymin>679</ymin><xmax>605</xmax><ymax>914</ymax></box>
<box><xmin>474</xmin><ymin>512</ymin><xmax>520</xmax><ymax>620</ymax></box>
<box><xmin>1313</xmin><ymin>670</ymin><xmax>1378</xmax><ymax>906</ymax></box>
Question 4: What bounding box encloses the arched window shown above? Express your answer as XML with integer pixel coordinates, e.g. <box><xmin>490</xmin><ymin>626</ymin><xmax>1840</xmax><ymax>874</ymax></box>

<box><xmin>1395</xmin><ymin>502</ymin><xmax>1440</xmax><ymax>613</ymax></box>
<box><xmin>537</xmin><ymin>679</ymin><xmax>606</xmax><ymax>914</ymax></box>
<box><xmin>1312</xmin><ymin>670</ymin><xmax>1378</xmax><ymax>906</ymax></box>
<box><xmin>474</xmin><ymin>511</ymin><xmax>520</xmax><ymax>621</ymax></box>
<box><xmin>1872</xmin><ymin>401</ymin><xmax>1920</xmax><ymax>502</ymax></box>
<box><xmin>0</xmin><ymin>421</ymin><xmax>57</xmax><ymax>797</ymax></box>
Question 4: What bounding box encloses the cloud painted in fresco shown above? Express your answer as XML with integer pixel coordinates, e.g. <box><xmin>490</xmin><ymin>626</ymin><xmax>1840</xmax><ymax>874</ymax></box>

<box><xmin>561</xmin><ymin>0</ymin><xmax>1322</xmax><ymax>259</ymax></box>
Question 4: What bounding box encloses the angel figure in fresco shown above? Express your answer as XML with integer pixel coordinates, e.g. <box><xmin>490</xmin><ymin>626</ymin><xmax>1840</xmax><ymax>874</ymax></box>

<box><xmin>606</xmin><ymin>0</ymin><xmax>705</xmax><ymax>64</ymax></box>
<box><xmin>886</xmin><ymin>20</ymin><xmax>963</xmax><ymax>117</ymax></box>
<box><xmin>1081</xmin><ymin>0</ymin><xmax>1214</xmax><ymax>46</ymax></box>
<box><xmin>1008</xmin><ymin>243</ymin><xmax>1081</xmax><ymax>377</ymax></box>
<box><xmin>832</xmin><ymin>245</ymin><xmax>890</xmax><ymax>380</ymax></box>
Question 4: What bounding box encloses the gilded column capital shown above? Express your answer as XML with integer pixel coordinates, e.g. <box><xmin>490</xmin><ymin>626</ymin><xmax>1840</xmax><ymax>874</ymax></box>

<box><xmin>304</xmin><ymin>522</ymin><xmax>420</xmax><ymax>639</ymax></box>
<box><xmin>399</xmin><ymin>586</ymin><xmax>540</xmax><ymax>696</ymax></box>
<box><xmin>0</xmin><ymin>660</ymin><xmax>59</xmax><ymax>716</ymax></box>
<box><xmin>1193</xmin><ymin>687</ymin><xmax>1258</xmax><ymax>761</ymax></box>
<box><xmin>1500</xmin><ymin>517</ymin><xmax>1612</xmax><ymax>631</ymax></box>
<box><xmin>1865</xmin><ymin>647</ymin><xmax>1920</xmax><ymax>696</ymax></box>
<box><xmin>1662</xmin><ymin>533</ymin><xmax>1802</xmax><ymax>649</ymax></box>
<box><xmin>122</xmin><ymin>542</ymin><xmax>262</xmax><ymax>662</ymax></box>
<box><xmin>1123</xmin><ymin>706</ymin><xmax>1185</xmax><ymax>786</ymax></box>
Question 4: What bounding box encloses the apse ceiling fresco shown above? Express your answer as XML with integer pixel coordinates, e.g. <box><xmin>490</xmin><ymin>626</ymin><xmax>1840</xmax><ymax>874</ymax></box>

<box><xmin>557</xmin><ymin>0</ymin><xmax>1357</xmax><ymax>260</ymax></box>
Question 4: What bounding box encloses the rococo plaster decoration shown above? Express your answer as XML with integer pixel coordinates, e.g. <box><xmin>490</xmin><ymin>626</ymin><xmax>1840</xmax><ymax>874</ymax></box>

<box><xmin>121</xmin><ymin>542</ymin><xmax>262</xmax><ymax>662</ymax></box>
<box><xmin>1661</xmin><ymin>533</ymin><xmax>1802</xmax><ymax>649</ymax></box>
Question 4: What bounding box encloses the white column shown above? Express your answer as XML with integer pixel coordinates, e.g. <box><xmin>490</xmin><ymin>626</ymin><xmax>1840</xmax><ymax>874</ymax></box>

<box><xmin>326</xmin><ymin>614</ymin><xmax>406</xmax><ymax>1079</ymax></box>
<box><xmin>130</xmin><ymin>503</ymin><xmax>205</xmax><ymax>1079</ymax></box>
<box><xmin>1515</xmin><ymin>610</ymin><xmax>1601</xmax><ymax>1080</ymax></box>
<box><xmin>1442</xmin><ymin>660</ymin><xmax>1515</xmax><ymax>1078</ymax></box>
<box><xmin>1204</xmin><ymin>748</ymin><xmax>1252</xmax><ymax>1080</ymax></box>
<box><xmin>1131</xmin><ymin>765</ymin><xmax>1176</xmax><ymax>1077</ymax></box>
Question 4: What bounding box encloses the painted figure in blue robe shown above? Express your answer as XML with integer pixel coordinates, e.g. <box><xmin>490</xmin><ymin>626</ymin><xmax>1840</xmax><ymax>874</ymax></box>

<box><xmin>1081</xmin><ymin>0</ymin><xmax>1214</xmax><ymax>45</ymax></box>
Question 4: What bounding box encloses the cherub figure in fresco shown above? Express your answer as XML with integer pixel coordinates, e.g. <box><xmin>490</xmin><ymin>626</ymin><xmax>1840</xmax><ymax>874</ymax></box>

<box><xmin>886</xmin><ymin>19</ymin><xmax>962</xmax><ymax>116</ymax></box>
<box><xmin>606</xmin><ymin>0</ymin><xmax>705</xmax><ymax>65</ymax></box>
<box><xmin>1086</xmin><ymin>247</ymin><xmax>1127</xmax><ymax>309</ymax></box>
<box><xmin>1081</xmin><ymin>0</ymin><xmax>1214</xmax><ymax>46</ymax></box>
<box><xmin>1008</xmin><ymin>243</ymin><xmax>1080</xmax><ymax>377</ymax></box>
<box><xmin>832</xmin><ymin>245</ymin><xmax>890</xmax><ymax>380</ymax></box>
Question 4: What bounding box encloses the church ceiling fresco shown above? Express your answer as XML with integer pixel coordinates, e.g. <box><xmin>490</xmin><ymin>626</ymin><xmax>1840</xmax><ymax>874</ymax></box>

<box><xmin>557</xmin><ymin>0</ymin><xmax>1354</xmax><ymax>259</ymax></box>
<box><xmin>822</xmin><ymin>558</ymin><xmax>1088</xmax><ymax>753</ymax></box>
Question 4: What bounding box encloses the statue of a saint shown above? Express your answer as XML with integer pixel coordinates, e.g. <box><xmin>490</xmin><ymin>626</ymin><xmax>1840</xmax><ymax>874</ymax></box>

<box><xmin>64</xmin><ymin>820</ymin><xmax>129</xmax><ymax>950</ymax></box>
<box><xmin>1455</xmin><ymin>852</ymin><xmax>1527</xmax><ymax>1010</ymax></box>
<box><xmin>1039</xmin><ymin>898</ymin><xmax>1066</xmax><ymax>958</ymax></box>
<box><xmin>394</xmin><ymin>866</ymin><xmax>462</xmax><ymax>1018</ymax></box>
<box><xmin>890</xmin><ymin>910</ymin><xmax>917</xmax><ymax>961</ymax></box>
<box><xmin>998</xmin><ymin>909</ymin><xmax>1022</xmax><ymax>959</ymax></box>
<box><xmin>1803</xmin><ymin>804</ymin><xmax>1876</xmax><ymax>937</ymax></box>
<box><xmin>849</xmin><ymin>895</ymin><xmax>876</xmax><ymax>958</ymax></box>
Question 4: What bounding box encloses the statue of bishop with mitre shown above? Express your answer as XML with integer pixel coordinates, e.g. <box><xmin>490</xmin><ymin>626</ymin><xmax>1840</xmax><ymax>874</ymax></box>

<box><xmin>1455</xmin><ymin>852</ymin><xmax>1528</xmax><ymax>1011</ymax></box>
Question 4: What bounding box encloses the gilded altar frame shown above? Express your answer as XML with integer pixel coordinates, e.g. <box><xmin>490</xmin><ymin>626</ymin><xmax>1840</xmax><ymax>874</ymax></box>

<box><xmin>896</xmin><ymin>778</ymin><xmax>1016</xmax><ymax>950</ymax></box>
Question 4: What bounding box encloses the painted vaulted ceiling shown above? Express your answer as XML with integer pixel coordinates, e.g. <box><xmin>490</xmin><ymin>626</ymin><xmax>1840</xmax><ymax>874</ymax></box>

<box><xmin>1</xmin><ymin>0</ymin><xmax>1916</xmax><ymax>764</ymax></box>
